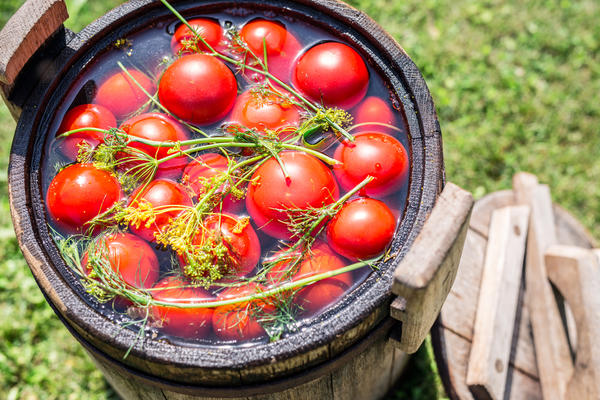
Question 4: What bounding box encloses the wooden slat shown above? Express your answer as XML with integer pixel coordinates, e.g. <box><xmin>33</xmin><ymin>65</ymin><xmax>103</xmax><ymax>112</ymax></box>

<box><xmin>391</xmin><ymin>182</ymin><xmax>474</xmax><ymax>353</ymax></box>
<box><xmin>466</xmin><ymin>206</ymin><xmax>530</xmax><ymax>400</ymax></box>
<box><xmin>0</xmin><ymin>0</ymin><xmax>68</xmax><ymax>85</ymax></box>
<box><xmin>545</xmin><ymin>245</ymin><xmax>600</xmax><ymax>400</ymax></box>
<box><xmin>513</xmin><ymin>172</ymin><xmax>573</xmax><ymax>400</ymax></box>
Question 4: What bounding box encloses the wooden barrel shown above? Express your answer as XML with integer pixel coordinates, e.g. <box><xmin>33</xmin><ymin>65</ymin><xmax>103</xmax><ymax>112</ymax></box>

<box><xmin>1</xmin><ymin>0</ymin><xmax>472</xmax><ymax>398</ymax></box>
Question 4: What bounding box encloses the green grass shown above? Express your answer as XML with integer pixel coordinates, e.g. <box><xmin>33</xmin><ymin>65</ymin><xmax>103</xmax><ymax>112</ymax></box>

<box><xmin>2</xmin><ymin>0</ymin><xmax>600</xmax><ymax>398</ymax></box>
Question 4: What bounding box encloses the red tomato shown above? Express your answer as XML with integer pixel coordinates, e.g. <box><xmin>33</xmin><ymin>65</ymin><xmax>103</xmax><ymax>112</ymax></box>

<box><xmin>246</xmin><ymin>151</ymin><xmax>339</xmax><ymax>239</ymax></box>
<box><xmin>56</xmin><ymin>104</ymin><xmax>116</xmax><ymax>160</ymax></box>
<box><xmin>171</xmin><ymin>18</ymin><xmax>224</xmax><ymax>55</ymax></box>
<box><xmin>181</xmin><ymin>213</ymin><xmax>260</xmax><ymax>279</ymax></box>
<box><xmin>82</xmin><ymin>233</ymin><xmax>159</xmax><ymax>289</ymax></box>
<box><xmin>353</xmin><ymin>96</ymin><xmax>395</xmax><ymax>133</ymax></box>
<box><xmin>94</xmin><ymin>69</ymin><xmax>156</xmax><ymax>120</ymax></box>
<box><xmin>118</xmin><ymin>113</ymin><xmax>190</xmax><ymax>180</ymax></box>
<box><xmin>239</xmin><ymin>19</ymin><xmax>302</xmax><ymax>81</ymax></box>
<box><xmin>158</xmin><ymin>54</ymin><xmax>237</xmax><ymax>125</ymax></box>
<box><xmin>294</xmin><ymin>242</ymin><xmax>352</xmax><ymax>316</ymax></box>
<box><xmin>333</xmin><ymin>132</ymin><xmax>409</xmax><ymax>197</ymax></box>
<box><xmin>151</xmin><ymin>276</ymin><xmax>214</xmax><ymax>339</ymax></box>
<box><xmin>128</xmin><ymin>179</ymin><xmax>193</xmax><ymax>242</ymax></box>
<box><xmin>212</xmin><ymin>283</ymin><xmax>274</xmax><ymax>341</ymax></box>
<box><xmin>229</xmin><ymin>89</ymin><xmax>300</xmax><ymax>136</ymax></box>
<box><xmin>46</xmin><ymin>163</ymin><xmax>122</xmax><ymax>234</ymax></box>
<box><xmin>182</xmin><ymin>153</ymin><xmax>243</xmax><ymax>213</ymax></box>
<box><xmin>327</xmin><ymin>198</ymin><xmax>396</xmax><ymax>261</ymax></box>
<box><xmin>293</xmin><ymin>42</ymin><xmax>369</xmax><ymax>109</ymax></box>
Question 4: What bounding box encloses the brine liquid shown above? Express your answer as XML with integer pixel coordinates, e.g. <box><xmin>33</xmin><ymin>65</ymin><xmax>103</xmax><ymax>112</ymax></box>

<box><xmin>41</xmin><ymin>6</ymin><xmax>410</xmax><ymax>346</ymax></box>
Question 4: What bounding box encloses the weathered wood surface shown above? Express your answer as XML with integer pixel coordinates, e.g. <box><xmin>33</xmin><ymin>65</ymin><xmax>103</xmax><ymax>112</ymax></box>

<box><xmin>513</xmin><ymin>173</ymin><xmax>573</xmax><ymax>400</ymax></box>
<box><xmin>433</xmin><ymin>189</ymin><xmax>596</xmax><ymax>400</ymax></box>
<box><xmin>391</xmin><ymin>182</ymin><xmax>474</xmax><ymax>353</ymax></box>
<box><xmin>545</xmin><ymin>245</ymin><xmax>600</xmax><ymax>400</ymax></box>
<box><xmin>86</xmin><ymin>330</ymin><xmax>409</xmax><ymax>400</ymax></box>
<box><xmin>0</xmin><ymin>0</ymin><xmax>67</xmax><ymax>85</ymax></box>
<box><xmin>466</xmin><ymin>206</ymin><xmax>530</xmax><ymax>400</ymax></box>
<box><xmin>0</xmin><ymin>0</ymin><xmax>68</xmax><ymax>118</ymax></box>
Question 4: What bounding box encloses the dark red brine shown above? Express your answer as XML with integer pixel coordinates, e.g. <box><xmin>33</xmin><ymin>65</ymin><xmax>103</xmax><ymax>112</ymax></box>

<box><xmin>41</xmin><ymin>6</ymin><xmax>411</xmax><ymax>346</ymax></box>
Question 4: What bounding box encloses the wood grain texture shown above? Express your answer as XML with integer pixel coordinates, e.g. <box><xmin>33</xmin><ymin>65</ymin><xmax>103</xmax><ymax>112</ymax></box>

<box><xmin>513</xmin><ymin>173</ymin><xmax>573</xmax><ymax>400</ymax></box>
<box><xmin>433</xmin><ymin>189</ymin><xmax>597</xmax><ymax>400</ymax></box>
<box><xmin>545</xmin><ymin>245</ymin><xmax>600</xmax><ymax>400</ymax></box>
<box><xmin>391</xmin><ymin>182</ymin><xmax>474</xmax><ymax>353</ymax></box>
<box><xmin>0</xmin><ymin>0</ymin><xmax>68</xmax><ymax>85</ymax></box>
<box><xmin>87</xmin><ymin>330</ymin><xmax>408</xmax><ymax>400</ymax></box>
<box><xmin>466</xmin><ymin>206</ymin><xmax>530</xmax><ymax>400</ymax></box>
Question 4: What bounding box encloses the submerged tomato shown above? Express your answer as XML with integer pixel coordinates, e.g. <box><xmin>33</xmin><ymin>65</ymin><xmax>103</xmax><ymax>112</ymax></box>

<box><xmin>246</xmin><ymin>151</ymin><xmax>339</xmax><ymax>239</ymax></box>
<box><xmin>46</xmin><ymin>163</ymin><xmax>122</xmax><ymax>234</ymax></box>
<box><xmin>353</xmin><ymin>96</ymin><xmax>395</xmax><ymax>133</ymax></box>
<box><xmin>118</xmin><ymin>112</ymin><xmax>190</xmax><ymax>180</ymax></box>
<box><xmin>151</xmin><ymin>276</ymin><xmax>214</xmax><ymax>339</ymax></box>
<box><xmin>230</xmin><ymin>89</ymin><xmax>300</xmax><ymax>136</ymax></box>
<box><xmin>82</xmin><ymin>233</ymin><xmax>160</xmax><ymax>289</ymax></box>
<box><xmin>293</xmin><ymin>42</ymin><xmax>369</xmax><ymax>109</ymax></box>
<box><xmin>181</xmin><ymin>213</ymin><xmax>260</xmax><ymax>279</ymax></box>
<box><xmin>240</xmin><ymin>19</ymin><xmax>302</xmax><ymax>81</ymax></box>
<box><xmin>182</xmin><ymin>153</ymin><xmax>243</xmax><ymax>213</ymax></box>
<box><xmin>171</xmin><ymin>18</ymin><xmax>224</xmax><ymax>54</ymax></box>
<box><xmin>212</xmin><ymin>283</ymin><xmax>274</xmax><ymax>341</ymax></box>
<box><xmin>327</xmin><ymin>198</ymin><xmax>396</xmax><ymax>261</ymax></box>
<box><xmin>294</xmin><ymin>243</ymin><xmax>352</xmax><ymax>316</ymax></box>
<box><xmin>94</xmin><ymin>69</ymin><xmax>156</xmax><ymax>120</ymax></box>
<box><xmin>158</xmin><ymin>54</ymin><xmax>237</xmax><ymax>125</ymax></box>
<box><xmin>56</xmin><ymin>104</ymin><xmax>116</xmax><ymax>160</ymax></box>
<box><xmin>333</xmin><ymin>132</ymin><xmax>409</xmax><ymax>197</ymax></box>
<box><xmin>128</xmin><ymin>179</ymin><xmax>193</xmax><ymax>242</ymax></box>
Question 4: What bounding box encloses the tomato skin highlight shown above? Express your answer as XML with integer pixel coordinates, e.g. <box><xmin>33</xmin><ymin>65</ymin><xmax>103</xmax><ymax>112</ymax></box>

<box><xmin>56</xmin><ymin>104</ymin><xmax>116</xmax><ymax>160</ymax></box>
<box><xmin>151</xmin><ymin>276</ymin><xmax>214</xmax><ymax>339</ymax></box>
<box><xmin>94</xmin><ymin>69</ymin><xmax>156</xmax><ymax>120</ymax></box>
<box><xmin>82</xmin><ymin>232</ymin><xmax>160</xmax><ymax>289</ymax></box>
<box><xmin>171</xmin><ymin>18</ymin><xmax>224</xmax><ymax>54</ymax></box>
<box><xmin>212</xmin><ymin>283</ymin><xmax>273</xmax><ymax>341</ymax></box>
<box><xmin>240</xmin><ymin>19</ymin><xmax>302</xmax><ymax>82</ymax></box>
<box><xmin>128</xmin><ymin>179</ymin><xmax>193</xmax><ymax>243</ymax></box>
<box><xmin>229</xmin><ymin>90</ymin><xmax>300</xmax><ymax>137</ymax></box>
<box><xmin>293</xmin><ymin>42</ymin><xmax>369</xmax><ymax>109</ymax></box>
<box><xmin>118</xmin><ymin>112</ymin><xmax>190</xmax><ymax>180</ymax></box>
<box><xmin>327</xmin><ymin>198</ymin><xmax>396</xmax><ymax>261</ymax></box>
<box><xmin>158</xmin><ymin>54</ymin><xmax>237</xmax><ymax>125</ymax></box>
<box><xmin>246</xmin><ymin>151</ymin><xmax>339</xmax><ymax>239</ymax></box>
<box><xmin>333</xmin><ymin>132</ymin><xmax>409</xmax><ymax>197</ymax></box>
<box><xmin>46</xmin><ymin>163</ymin><xmax>122</xmax><ymax>234</ymax></box>
<box><xmin>353</xmin><ymin>96</ymin><xmax>395</xmax><ymax>133</ymax></box>
<box><xmin>182</xmin><ymin>153</ymin><xmax>243</xmax><ymax>213</ymax></box>
<box><xmin>181</xmin><ymin>213</ymin><xmax>261</xmax><ymax>279</ymax></box>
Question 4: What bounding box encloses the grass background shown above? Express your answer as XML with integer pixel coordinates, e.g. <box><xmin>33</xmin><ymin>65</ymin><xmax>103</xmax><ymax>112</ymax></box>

<box><xmin>1</xmin><ymin>0</ymin><xmax>599</xmax><ymax>398</ymax></box>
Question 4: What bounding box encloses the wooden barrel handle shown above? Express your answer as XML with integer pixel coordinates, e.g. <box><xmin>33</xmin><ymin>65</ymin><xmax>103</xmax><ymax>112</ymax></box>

<box><xmin>390</xmin><ymin>182</ymin><xmax>473</xmax><ymax>353</ymax></box>
<box><xmin>0</xmin><ymin>0</ymin><xmax>68</xmax><ymax>86</ymax></box>
<box><xmin>545</xmin><ymin>245</ymin><xmax>600</xmax><ymax>400</ymax></box>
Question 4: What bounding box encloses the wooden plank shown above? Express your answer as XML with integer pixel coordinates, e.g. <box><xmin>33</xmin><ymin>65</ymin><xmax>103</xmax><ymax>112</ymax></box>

<box><xmin>545</xmin><ymin>245</ymin><xmax>600</xmax><ymax>400</ymax></box>
<box><xmin>437</xmin><ymin>328</ymin><xmax>541</xmax><ymax>400</ymax></box>
<box><xmin>469</xmin><ymin>189</ymin><xmax>515</xmax><ymax>238</ymax></box>
<box><xmin>466</xmin><ymin>206</ymin><xmax>530</xmax><ymax>400</ymax></box>
<box><xmin>513</xmin><ymin>172</ymin><xmax>573</xmax><ymax>400</ymax></box>
<box><xmin>0</xmin><ymin>0</ymin><xmax>68</xmax><ymax>85</ymax></box>
<box><xmin>439</xmin><ymin>225</ymin><xmax>538</xmax><ymax>378</ymax></box>
<box><xmin>391</xmin><ymin>182</ymin><xmax>474</xmax><ymax>353</ymax></box>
